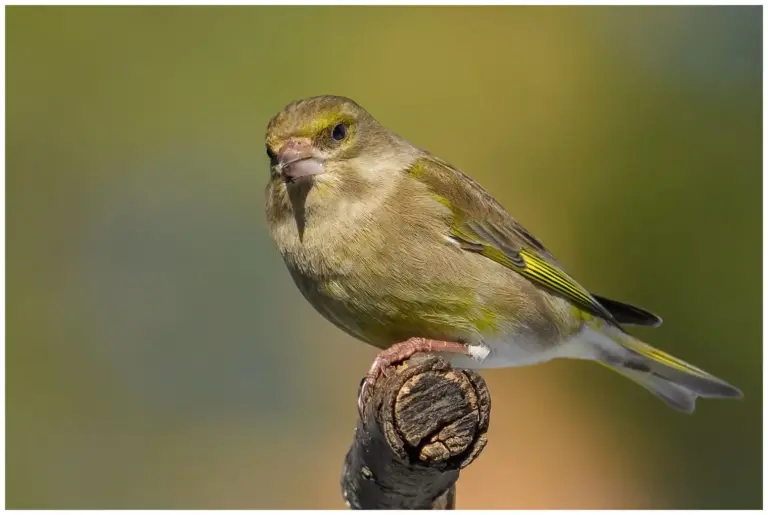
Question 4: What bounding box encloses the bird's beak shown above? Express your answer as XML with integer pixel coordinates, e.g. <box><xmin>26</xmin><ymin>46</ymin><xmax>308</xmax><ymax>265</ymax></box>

<box><xmin>277</xmin><ymin>139</ymin><xmax>325</xmax><ymax>182</ymax></box>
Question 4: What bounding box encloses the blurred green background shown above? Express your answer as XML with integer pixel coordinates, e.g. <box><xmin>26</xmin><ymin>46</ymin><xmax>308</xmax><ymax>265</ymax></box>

<box><xmin>6</xmin><ymin>5</ymin><xmax>761</xmax><ymax>509</ymax></box>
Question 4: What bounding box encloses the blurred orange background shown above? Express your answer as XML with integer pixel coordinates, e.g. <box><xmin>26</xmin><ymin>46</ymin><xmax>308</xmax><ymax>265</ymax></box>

<box><xmin>7</xmin><ymin>5</ymin><xmax>761</xmax><ymax>509</ymax></box>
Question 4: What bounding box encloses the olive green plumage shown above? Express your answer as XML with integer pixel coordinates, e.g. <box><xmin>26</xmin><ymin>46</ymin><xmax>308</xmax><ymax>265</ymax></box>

<box><xmin>264</xmin><ymin>95</ymin><xmax>741</xmax><ymax>413</ymax></box>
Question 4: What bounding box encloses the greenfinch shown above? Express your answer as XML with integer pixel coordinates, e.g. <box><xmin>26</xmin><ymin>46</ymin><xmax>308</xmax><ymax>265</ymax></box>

<box><xmin>264</xmin><ymin>95</ymin><xmax>741</xmax><ymax>413</ymax></box>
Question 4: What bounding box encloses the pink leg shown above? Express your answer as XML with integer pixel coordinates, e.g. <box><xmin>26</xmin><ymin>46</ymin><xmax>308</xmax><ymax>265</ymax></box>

<box><xmin>358</xmin><ymin>337</ymin><xmax>469</xmax><ymax>412</ymax></box>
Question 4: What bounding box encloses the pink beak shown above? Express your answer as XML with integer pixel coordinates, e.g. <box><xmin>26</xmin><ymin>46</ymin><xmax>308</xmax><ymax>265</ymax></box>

<box><xmin>277</xmin><ymin>139</ymin><xmax>325</xmax><ymax>181</ymax></box>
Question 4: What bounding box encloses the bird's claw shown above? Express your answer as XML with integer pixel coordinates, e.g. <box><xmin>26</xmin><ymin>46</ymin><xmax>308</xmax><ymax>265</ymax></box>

<box><xmin>357</xmin><ymin>357</ymin><xmax>390</xmax><ymax>414</ymax></box>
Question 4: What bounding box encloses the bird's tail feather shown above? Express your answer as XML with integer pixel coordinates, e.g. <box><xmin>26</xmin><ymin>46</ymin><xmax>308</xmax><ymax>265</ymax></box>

<box><xmin>593</xmin><ymin>330</ymin><xmax>742</xmax><ymax>413</ymax></box>
<box><xmin>604</xmin><ymin>364</ymin><xmax>699</xmax><ymax>413</ymax></box>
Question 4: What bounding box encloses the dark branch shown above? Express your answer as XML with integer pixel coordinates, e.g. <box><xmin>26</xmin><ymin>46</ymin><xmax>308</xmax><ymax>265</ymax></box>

<box><xmin>341</xmin><ymin>355</ymin><xmax>491</xmax><ymax>509</ymax></box>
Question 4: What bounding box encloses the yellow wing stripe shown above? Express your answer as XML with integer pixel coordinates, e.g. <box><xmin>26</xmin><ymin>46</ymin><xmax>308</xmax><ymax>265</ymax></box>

<box><xmin>453</xmin><ymin>222</ymin><xmax>615</xmax><ymax>322</ymax></box>
<box><xmin>520</xmin><ymin>250</ymin><xmax>592</xmax><ymax>302</ymax></box>
<box><xmin>519</xmin><ymin>250</ymin><xmax>614</xmax><ymax>321</ymax></box>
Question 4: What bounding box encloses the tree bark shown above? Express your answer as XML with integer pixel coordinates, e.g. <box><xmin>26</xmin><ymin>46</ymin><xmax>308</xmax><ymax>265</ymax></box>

<box><xmin>341</xmin><ymin>355</ymin><xmax>491</xmax><ymax>509</ymax></box>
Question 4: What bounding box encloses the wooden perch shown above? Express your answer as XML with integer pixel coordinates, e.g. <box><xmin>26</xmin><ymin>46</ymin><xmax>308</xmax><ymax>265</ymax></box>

<box><xmin>341</xmin><ymin>354</ymin><xmax>491</xmax><ymax>509</ymax></box>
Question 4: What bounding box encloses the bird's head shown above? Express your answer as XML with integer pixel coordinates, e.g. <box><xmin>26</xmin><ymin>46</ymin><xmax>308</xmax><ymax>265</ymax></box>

<box><xmin>265</xmin><ymin>95</ymin><xmax>413</xmax><ymax>186</ymax></box>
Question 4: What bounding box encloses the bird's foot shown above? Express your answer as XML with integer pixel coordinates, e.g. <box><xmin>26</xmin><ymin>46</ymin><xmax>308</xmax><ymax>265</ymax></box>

<box><xmin>357</xmin><ymin>337</ymin><xmax>469</xmax><ymax>414</ymax></box>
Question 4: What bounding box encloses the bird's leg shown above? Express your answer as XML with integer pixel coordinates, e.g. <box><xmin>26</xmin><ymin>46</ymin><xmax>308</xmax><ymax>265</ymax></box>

<box><xmin>358</xmin><ymin>337</ymin><xmax>470</xmax><ymax>413</ymax></box>
<box><xmin>366</xmin><ymin>338</ymin><xmax>470</xmax><ymax>379</ymax></box>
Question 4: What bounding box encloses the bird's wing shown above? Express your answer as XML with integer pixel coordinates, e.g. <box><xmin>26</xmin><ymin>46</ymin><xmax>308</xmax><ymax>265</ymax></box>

<box><xmin>407</xmin><ymin>155</ymin><xmax>618</xmax><ymax>323</ymax></box>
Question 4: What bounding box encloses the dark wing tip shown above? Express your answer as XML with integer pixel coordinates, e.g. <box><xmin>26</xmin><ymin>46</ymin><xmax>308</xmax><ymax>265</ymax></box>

<box><xmin>592</xmin><ymin>294</ymin><xmax>663</xmax><ymax>328</ymax></box>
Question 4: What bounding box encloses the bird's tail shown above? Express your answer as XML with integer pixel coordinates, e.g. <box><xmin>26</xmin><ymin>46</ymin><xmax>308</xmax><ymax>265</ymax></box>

<box><xmin>593</xmin><ymin>329</ymin><xmax>742</xmax><ymax>413</ymax></box>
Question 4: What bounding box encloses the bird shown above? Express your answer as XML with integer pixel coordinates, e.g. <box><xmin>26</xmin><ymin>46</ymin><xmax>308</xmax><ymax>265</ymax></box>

<box><xmin>263</xmin><ymin>94</ymin><xmax>742</xmax><ymax>413</ymax></box>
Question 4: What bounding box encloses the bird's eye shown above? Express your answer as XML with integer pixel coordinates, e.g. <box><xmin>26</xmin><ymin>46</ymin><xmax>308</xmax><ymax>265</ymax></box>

<box><xmin>266</xmin><ymin>145</ymin><xmax>276</xmax><ymax>160</ymax></box>
<box><xmin>331</xmin><ymin>123</ymin><xmax>347</xmax><ymax>141</ymax></box>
